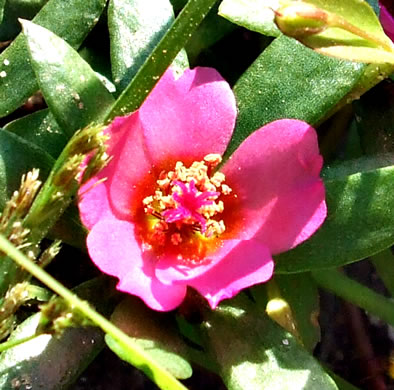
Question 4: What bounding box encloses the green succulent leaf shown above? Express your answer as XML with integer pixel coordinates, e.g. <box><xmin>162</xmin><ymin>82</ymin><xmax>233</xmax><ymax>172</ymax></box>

<box><xmin>276</xmin><ymin>161</ymin><xmax>394</xmax><ymax>273</ymax></box>
<box><xmin>225</xmin><ymin>35</ymin><xmax>365</xmax><ymax>156</ymax></box>
<box><xmin>0</xmin><ymin>278</ymin><xmax>114</xmax><ymax>390</ymax></box>
<box><xmin>203</xmin><ymin>295</ymin><xmax>337</xmax><ymax>390</ymax></box>
<box><xmin>253</xmin><ymin>273</ymin><xmax>320</xmax><ymax>352</ymax></box>
<box><xmin>5</xmin><ymin>109</ymin><xmax>67</xmax><ymax>159</ymax></box>
<box><xmin>108</xmin><ymin>0</ymin><xmax>188</xmax><ymax>94</ymax></box>
<box><xmin>21</xmin><ymin>20</ymin><xmax>114</xmax><ymax>138</ymax></box>
<box><xmin>0</xmin><ymin>313</ymin><xmax>103</xmax><ymax>389</ymax></box>
<box><xmin>0</xmin><ymin>129</ymin><xmax>53</xmax><ymax>209</ymax></box>
<box><xmin>0</xmin><ymin>0</ymin><xmax>5</xmax><ymax>24</ymax></box>
<box><xmin>0</xmin><ymin>0</ymin><xmax>107</xmax><ymax>118</ymax></box>
<box><xmin>0</xmin><ymin>0</ymin><xmax>47</xmax><ymax>41</ymax></box>
<box><xmin>106</xmin><ymin>0</ymin><xmax>218</xmax><ymax>120</ymax></box>
<box><xmin>107</xmin><ymin>297</ymin><xmax>192</xmax><ymax>380</ymax></box>
<box><xmin>219</xmin><ymin>0</ymin><xmax>281</xmax><ymax>37</ymax></box>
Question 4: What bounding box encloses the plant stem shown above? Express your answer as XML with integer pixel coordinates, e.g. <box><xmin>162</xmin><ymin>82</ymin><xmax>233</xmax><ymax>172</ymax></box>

<box><xmin>311</xmin><ymin>268</ymin><xmax>394</xmax><ymax>327</ymax></box>
<box><xmin>105</xmin><ymin>0</ymin><xmax>218</xmax><ymax>120</ymax></box>
<box><xmin>0</xmin><ymin>234</ymin><xmax>187</xmax><ymax>390</ymax></box>
<box><xmin>0</xmin><ymin>334</ymin><xmax>39</xmax><ymax>353</ymax></box>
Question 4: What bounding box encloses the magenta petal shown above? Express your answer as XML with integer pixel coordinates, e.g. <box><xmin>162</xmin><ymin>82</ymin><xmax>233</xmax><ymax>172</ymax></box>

<box><xmin>139</xmin><ymin>67</ymin><xmax>237</xmax><ymax>163</ymax></box>
<box><xmin>188</xmin><ymin>240</ymin><xmax>274</xmax><ymax>309</ymax></box>
<box><xmin>106</xmin><ymin>113</ymin><xmax>154</xmax><ymax>220</ymax></box>
<box><xmin>221</xmin><ymin>119</ymin><xmax>326</xmax><ymax>254</ymax></box>
<box><xmin>87</xmin><ymin>218</ymin><xmax>186</xmax><ymax>311</ymax></box>
<box><xmin>78</xmin><ymin>175</ymin><xmax>111</xmax><ymax>231</ymax></box>
<box><xmin>380</xmin><ymin>3</ymin><xmax>394</xmax><ymax>41</ymax></box>
<box><xmin>155</xmin><ymin>239</ymin><xmax>241</xmax><ymax>284</ymax></box>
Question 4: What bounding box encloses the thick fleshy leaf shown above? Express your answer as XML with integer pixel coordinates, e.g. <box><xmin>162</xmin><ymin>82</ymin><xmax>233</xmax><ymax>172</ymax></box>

<box><xmin>0</xmin><ymin>0</ymin><xmax>46</xmax><ymax>40</ymax></box>
<box><xmin>0</xmin><ymin>0</ymin><xmax>4</xmax><ymax>24</ymax></box>
<box><xmin>203</xmin><ymin>295</ymin><xmax>338</xmax><ymax>390</ymax></box>
<box><xmin>106</xmin><ymin>0</ymin><xmax>218</xmax><ymax>120</ymax></box>
<box><xmin>225</xmin><ymin>35</ymin><xmax>365</xmax><ymax>156</ymax></box>
<box><xmin>275</xmin><ymin>162</ymin><xmax>394</xmax><ymax>273</ymax></box>
<box><xmin>0</xmin><ymin>278</ymin><xmax>114</xmax><ymax>389</ymax></box>
<box><xmin>0</xmin><ymin>313</ymin><xmax>103</xmax><ymax>389</ymax></box>
<box><xmin>0</xmin><ymin>0</ymin><xmax>107</xmax><ymax>118</ymax></box>
<box><xmin>107</xmin><ymin>297</ymin><xmax>192</xmax><ymax>379</ymax></box>
<box><xmin>253</xmin><ymin>273</ymin><xmax>320</xmax><ymax>352</ymax></box>
<box><xmin>5</xmin><ymin>109</ymin><xmax>67</xmax><ymax>158</ymax></box>
<box><xmin>21</xmin><ymin>20</ymin><xmax>115</xmax><ymax>138</ymax></box>
<box><xmin>218</xmin><ymin>0</ymin><xmax>281</xmax><ymax>38</ymax></box>
<box><xmin>0</xmin><ymin>129</ymin><xmax>53</xmax><ymax>209</ymax></box>
<box><xmin>108</xmin><ymin>0</ymin><xmax>188</xmax><ymax>94</ymax></box>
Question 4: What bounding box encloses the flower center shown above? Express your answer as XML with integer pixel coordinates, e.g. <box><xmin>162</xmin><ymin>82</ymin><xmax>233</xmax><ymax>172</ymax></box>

<box><xmin>141</xmin><ymin>154</ymin><xmax>233</xmax><ymax>261</ymax></box>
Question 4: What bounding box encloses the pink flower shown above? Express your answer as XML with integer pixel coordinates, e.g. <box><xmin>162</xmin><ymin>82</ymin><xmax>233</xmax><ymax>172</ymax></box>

<box><xmin>78</xmin><ymin>67</ymin><xmax>326</xmax><ymax>311</ymax></box>
<box><xmin>380</xmin><ymin>1</ymin><xmax>394</xmax><ymax>41</ymax></box>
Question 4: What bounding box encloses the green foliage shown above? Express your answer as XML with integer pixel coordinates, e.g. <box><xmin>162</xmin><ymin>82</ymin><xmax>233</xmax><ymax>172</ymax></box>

<box><xmin>108</xmin><ymin>0</ymin><xmax>188</xmax><ymax>94</ymax></box>
<box><xmin>219</xmin><ymin>0</ymin><xmax>281</xmax><ymax>37</ymax></box>
<box><xmin>0</xmin><ymin>0</ymin><xmax>107</xmax><ymax>118</ymax></box>
<box><xmin>0</xmin><ymin>130</ymin><xmax>53</xmax><ymax>208</ymax></box>
<box><xmin>107</xmin><ymin>297</ymin><xmax>193</xmax><ymax>379</ymax></box>
<box><xmin>202</xmin><ymin>295</ymin><xmax>337</xmax><ymax>390</ymax></box>
<box><xmin>5</xmin><ymin>109</ymin><xmax>67</xmax><ymax>158</ymax></box>
<box><xmin>0</xmin><ymin>0</ymin><xmax>392</xmax><ymax>388</ymax></box>
<box><xmin>226</xmin><ymin>35</ymin><xmax>365</xmax><ymax>156</ymax></box>
<box><xmin>21</xmin><ymin>20</ymin><xmax>114</xmax><ymax>138</ymax></box>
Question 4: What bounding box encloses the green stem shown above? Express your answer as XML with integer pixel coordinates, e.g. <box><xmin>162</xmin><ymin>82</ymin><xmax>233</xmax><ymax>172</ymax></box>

<box><xmin>0</xmin><ymin>334</ymin><xmax>39</xmax><ymax>353</ymax></box>
<box><xmin>330</xmin><ymin>14</ymin><xmax>393</xmax><ymax>52</ymax></box>
<box><xmin>371</xmin><ymin>249</ymin><xmax>394</xmax><ymax>297</ymax></box>
<box><xmin>0</xmin><ymin>234</ymin><xmax>187</xmax><ymax>390</ymax></box>
<box><xmin>105</xmin><ymin>0</ymin><xmax>218</xmax><ymax>120</ymax></box>
<box><xmin>311</xmin><ymin>268</ymin><xmax>394</xmax><ymax>327</ymax></box>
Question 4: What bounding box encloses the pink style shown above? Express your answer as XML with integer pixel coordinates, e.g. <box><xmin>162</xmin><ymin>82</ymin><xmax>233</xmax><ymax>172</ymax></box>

<box><xmin>78</xmin><ymin>67</ymin><xmax>327</xmax><ymax>311</ymax></box>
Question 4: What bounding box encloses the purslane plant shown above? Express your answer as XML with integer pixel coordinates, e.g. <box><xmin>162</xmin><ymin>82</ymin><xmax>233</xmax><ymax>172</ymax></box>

<box><xmin>78</xmin><ymin>67</ymin><xmax>326</xmax><ymax>310</ymax></box>
<box><xmin>0</xmin><ymin>0</ymin><xmax>392</xmax><ymax>389</ymax></box>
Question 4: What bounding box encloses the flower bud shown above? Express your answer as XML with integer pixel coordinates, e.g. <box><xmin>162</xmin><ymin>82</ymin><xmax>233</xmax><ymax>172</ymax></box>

<box><xmin>275</xmin><ymin>2</ymin><xmax>331</xmax><ymax>37</ymax></box>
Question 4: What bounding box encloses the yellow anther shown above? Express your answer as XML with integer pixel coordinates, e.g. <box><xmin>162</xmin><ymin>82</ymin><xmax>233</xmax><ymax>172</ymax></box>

<box><xmin>142</xmin><ymin>154</ymin><xmax>234</xmax><ymax>246</ymax></box>
<box><xmin>221</xmin><ymin>184</ymin><xmax>232</xmax><ymax>195</ymax></box>
<box><xmin>142</xmin><ymin>196</ymin><xmax>154</xmax><ymax>205</ymax></box>
<box><xmin>211</xmin><ymin>172</ymin><xmax>225</xmax><ymax>187</ymax></box>
<box><xmin>204</xmin><ymin>153</ymin><xmax>222</xmax><ymax>167</ymax></box>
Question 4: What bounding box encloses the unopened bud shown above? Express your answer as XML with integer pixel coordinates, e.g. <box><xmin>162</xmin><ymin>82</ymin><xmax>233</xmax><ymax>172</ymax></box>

<box><xmin>275</xmin><ymin>2</ymin><xmax>331</xmax><ymax>37</ymax></box>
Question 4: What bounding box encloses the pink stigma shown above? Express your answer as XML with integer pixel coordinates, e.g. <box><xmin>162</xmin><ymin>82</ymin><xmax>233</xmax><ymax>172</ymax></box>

<box><xmin>162</xmin><ymin>180</ymin><xmax>220</xmax><ymax>233</ymax></box>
